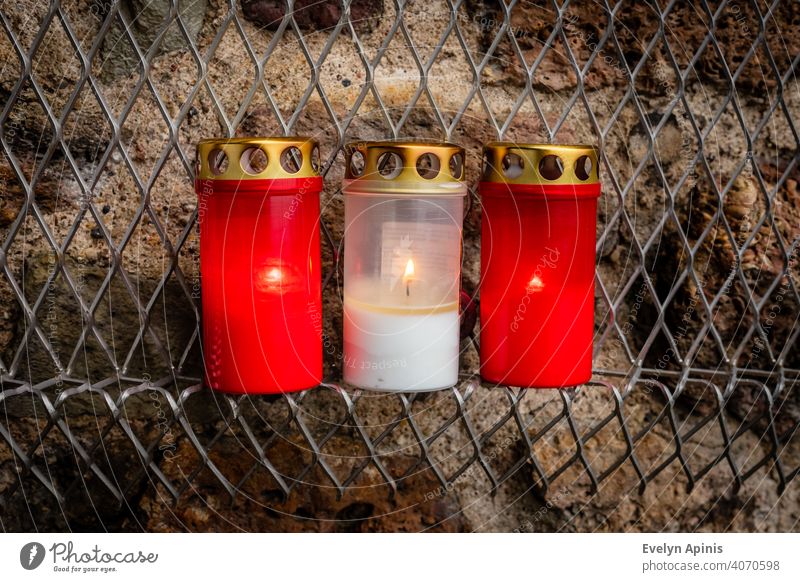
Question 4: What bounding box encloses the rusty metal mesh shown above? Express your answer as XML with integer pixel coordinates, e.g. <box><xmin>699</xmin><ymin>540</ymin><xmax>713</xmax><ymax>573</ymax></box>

<box><xmin>1</xmin><ymin>0</ymin><xmax>798</xmax><ymax>516</ymax></box>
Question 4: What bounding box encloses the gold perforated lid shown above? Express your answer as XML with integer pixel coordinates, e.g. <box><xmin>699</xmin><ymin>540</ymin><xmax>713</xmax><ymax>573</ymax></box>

<box><xmin>196</xmin><ymin>137</ymin><xmax>320</xmax><ymax>181</ymax></box>
<box><xmin>343</xmin><ymin>141</ymin><xmax>467</xmax><ymax>196</ymax></box>
<box><xmin>481</xmin><ymin>143</ymin><xmax>599</xmax><ymax>186</ymax></box>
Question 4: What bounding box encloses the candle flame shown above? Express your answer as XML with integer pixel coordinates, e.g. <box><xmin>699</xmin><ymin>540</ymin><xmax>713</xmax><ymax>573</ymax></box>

<box><xmin>527</xmin><ymin>275</ymin><xmax>544</xmax><ymax>292</ymax></box>
<box><xmin>256</xmin><ymin>263</ymin><xmax>293</xmax><ymax>294</ymax></box>
<box><xmin>265</xmin><ymin>267</ymin><xmax>282</xmax><ymax>283</ymax></box>
<box><xmin>403</xmin><ymin>258</ymin><xmax>415</xmax><ymax>280</ymax></box>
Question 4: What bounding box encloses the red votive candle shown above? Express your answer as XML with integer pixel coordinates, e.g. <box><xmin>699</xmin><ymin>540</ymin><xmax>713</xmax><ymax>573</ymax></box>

<box><xmin>479</xmin><ymin>143</ymin><xmax>600</xmax><ymax>387</ymax></box>
<box><xmin>195</xmin><ymin>137</ymin><xmax>323</xmax><ymax>394</ymax></box>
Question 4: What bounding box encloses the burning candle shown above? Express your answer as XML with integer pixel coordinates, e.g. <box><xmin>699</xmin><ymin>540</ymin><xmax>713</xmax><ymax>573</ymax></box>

<box><xmin>342</xmin><ymin>141</ymin><xmax>467</xmax><ymax>392</ymax></box>
<box><xmin>195</xmin><ymin>137</ymin><xmax>323</xmax><ymax>394</ymax></box>
<box><xmin>404</xmin><ymin>258</ymin><xmax>414</xmax><ymax>296</ymax></box>
<box><xmin>479</xmin><ymin>143</ymin><xmax>600</xmax><ymax>388</ymax></box>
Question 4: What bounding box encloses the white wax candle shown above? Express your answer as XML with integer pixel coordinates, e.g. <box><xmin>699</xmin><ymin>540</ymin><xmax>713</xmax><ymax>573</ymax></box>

<box><xmin>343</xmin><ymin>295</ymin><xmax>460</xmax><ymax>391</ymax></box>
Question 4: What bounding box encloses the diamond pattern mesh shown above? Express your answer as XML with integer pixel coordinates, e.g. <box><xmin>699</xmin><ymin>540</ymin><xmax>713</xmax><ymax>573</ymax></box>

<box><xmin>0</xmin><ymin>0</ymin><xmax>798</xmax><ymax>514</ymax></box>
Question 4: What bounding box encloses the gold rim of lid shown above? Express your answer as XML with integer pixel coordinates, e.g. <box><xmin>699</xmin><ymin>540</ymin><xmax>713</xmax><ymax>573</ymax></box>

<box><xmin>482</xmin><ymin>143</ymin><xmax>599</xmax><ymax>186</ymax></box>
<box><xmin>343</xmin><ymin>140</ymin><xmax>467</xmax><ymax>195</ymax></box>
<box><xmin>196</xmin><ymin>137</ymin><xmax>321</xmax><ymax>180</ymax></box>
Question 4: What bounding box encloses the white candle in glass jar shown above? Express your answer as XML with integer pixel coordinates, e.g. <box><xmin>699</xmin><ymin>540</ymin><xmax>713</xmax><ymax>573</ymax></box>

<box><xmin>343</xmin><ymin>260</ymin><xmax>460</xmax><ymax>391</ymax></box>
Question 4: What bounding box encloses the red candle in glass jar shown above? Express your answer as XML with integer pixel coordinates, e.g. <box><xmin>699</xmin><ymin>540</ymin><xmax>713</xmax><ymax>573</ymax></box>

<box><xmin>195</xmin><ymin>137</ymin><xmax>323</xmax><ymax>394</ymax></box>
<box><xmin>479</xmin><ymin>143</ymin><xmax>600</xmax><ymax>387</ymax></box>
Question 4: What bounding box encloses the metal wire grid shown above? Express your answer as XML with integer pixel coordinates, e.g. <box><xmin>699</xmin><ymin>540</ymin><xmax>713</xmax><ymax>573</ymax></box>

<box><xmin>0</xmin><ymin>0</ymin><xmax>798</xmax><ymax>514</ymax></box>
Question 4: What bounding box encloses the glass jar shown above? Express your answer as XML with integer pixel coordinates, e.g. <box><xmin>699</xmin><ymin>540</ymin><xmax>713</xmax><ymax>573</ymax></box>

<box><xmin>479</xmin><ymin>143</ymin><xmax>600</xmax><ymax>387</ymax></box>
<box><xmin>195</xmin><ymin>137</ymin><xmax>323</xmax><ymax>394</ymax></box>
<box><xmin>342</xmin><ymin>141</ymin><xmax>467</xmax><ymax>391</ymax></box>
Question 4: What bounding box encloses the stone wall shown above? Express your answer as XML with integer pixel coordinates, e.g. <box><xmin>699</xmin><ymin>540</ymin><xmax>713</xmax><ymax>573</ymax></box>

<box><xmin>1</xmin><ymin>0</ymin><xmax>799</xmax><ymax>532</ymax></box>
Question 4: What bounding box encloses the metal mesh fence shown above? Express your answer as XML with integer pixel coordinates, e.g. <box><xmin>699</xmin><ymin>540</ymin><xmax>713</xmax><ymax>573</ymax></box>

<box><xmin>0</xmin><ymin>0</ymin><xmax>798</xmax><ymax>519</ymax></box>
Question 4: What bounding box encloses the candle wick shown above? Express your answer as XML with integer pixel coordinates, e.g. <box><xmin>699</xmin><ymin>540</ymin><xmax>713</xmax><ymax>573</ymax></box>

<box><xmin>406</xmin><ymin>280</ymin><xmax>410</xmax><ymax>297</ymax></box>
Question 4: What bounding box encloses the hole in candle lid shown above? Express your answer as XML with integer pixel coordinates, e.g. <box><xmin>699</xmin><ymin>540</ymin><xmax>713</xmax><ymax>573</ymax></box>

<box><xmin>208</xmin><ymin>148</ymin><xmax>228</xmax><ymax>175</ymax></box>
<box><xmin>377</xmin><ymin>151</ymin><xmax>403</xmax><ymax>179</ymax></box>
<box><xmin>311</xmin><ymin>146</ymin><xmax>321</xmax><ymax>173</ymax></box>
<box><xmin>575</xmin><ymin>155</ymin><xmax>593</xmax><ymax>180</ymax></box>
<box><xmin>416</xmin><ymin>153</ymin><xmax>440</xmax><ymax>179</ymax></box>
<box><xmin>240</xmin><ymin>147</ymin><xmax>268</xmax><ymax>175</ymax></box>
<box><xmin>349</xmin><ymin>150</ymin><xmax>365</xmax><ymax>176</ymax></box>
<box><xmin>502</xmin><ymin>153</ymin><xmax>524</xmax><ymax>179</ymax></box>
<box><xmin>449</xmin><ymin>153</ymin><xmax>464</xmax><ymax>179</ymax></box>
<box><xmin>280</xmin><ymin>146</ymin><xmax>303</xmax><ymax>174</ymax></box>
<box><xmin>482</xmin><ymin>153</ymin><xmax>494</xmax><ymax>180</ymax></box>
<box><xmin>538</xmin><ymin>155</ymin><xmax>564</xmax><ymax>180</ymax></box>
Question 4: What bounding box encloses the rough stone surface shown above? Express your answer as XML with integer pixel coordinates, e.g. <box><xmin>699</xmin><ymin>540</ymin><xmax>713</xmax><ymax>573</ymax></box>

<box><xmin>242</xmin><ymin>0</ymin><xmax>383</xmax><ymax>33</ymax></box>
<box><xmin>99</xmin><ymin>0</ymin><xmax>209</xmax><ymax>80</ymax></box>
<box><xmin>1</xmin><ymin>0</ymin><xmax>798</xmax><ymax>532</ymax></box>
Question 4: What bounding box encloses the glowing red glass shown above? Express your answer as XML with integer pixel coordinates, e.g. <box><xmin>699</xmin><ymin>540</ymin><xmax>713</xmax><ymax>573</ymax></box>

<box><xmin>479</xmin><ymin>146</ymin><xmax>600</xmax><ymax>387</ymax></box>
<box><xmin>195</xmin><ymin>139</ymin><xmax>323</xmax><ymax>394</ymax></box>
